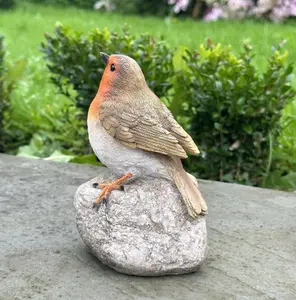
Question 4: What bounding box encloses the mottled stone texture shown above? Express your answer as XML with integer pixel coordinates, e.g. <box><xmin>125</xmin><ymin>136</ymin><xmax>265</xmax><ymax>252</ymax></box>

<box><xmin>74</xmin><ymin>172</ymin><xmax>207</xmax><ymax>276</ymax></box>
<box><xmin>3</xmin><ymin>155</ymin><xmax>296</xmax><ymax>299</ymax></box>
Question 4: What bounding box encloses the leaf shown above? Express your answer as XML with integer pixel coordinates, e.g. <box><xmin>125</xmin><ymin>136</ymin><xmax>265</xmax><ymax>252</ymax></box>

<box><xmin>237</xmin><ymin>97</ymin><xmax>245</xmax><ymax>106</ymax></box>
<box><xmin>243</xmin><ymin>124</ymin><xmax>252</xmax><ymax>134</ymax></box>
<box><xmin>16</xmin><ymin>145</ymin><xmax>40</xmax><ymax>159</ymax></box>
<box><xmin>6</xmin><ymin>59</ymin><xmax>26</xmax><ymax>83</ymax></box>
<box><xmin>44</xmin><ymin>150</ymin><xmax>74</xmax><ymax>162</ymax></box>
<box><xmin>215</xmin><ymin>81</ymin><xmax>222</xmax><ymax>90</ymax></box>
<box><xmin>173</xmin><ymin>46</ymin><xmax>189</xmax><ymax>72</ymax></box>
<box><xmin>265</xmin><ymin>170</ymin><xmax>296</xmax><ymax>191</ymax></box>
<box><xmin>222</xmin><ymin>173</ymin><xmax>234</xmax><ymax>182</ymax></box>
<box><xmin>70</xmin><ymin>154</ymin><xmax>103</xmax><ymax>166</ymax></box>
<box><xmin>214</xmin><ymin>122</ymin><xmax>222</xmax><ymax>131</ymax></box>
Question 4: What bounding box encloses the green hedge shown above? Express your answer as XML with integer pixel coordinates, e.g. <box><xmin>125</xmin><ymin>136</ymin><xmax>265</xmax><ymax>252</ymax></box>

<box><xmin>0</xmin><ymin>0</ymin><xmax>15</xmax><ymax>9</ymax></box>
<box><xmin>41</xmin><ymin>25</ymin><xmax>296</xmax><ymax>188</ymax></box>
<box><xmin>112</xmin><ymin>0</ymin><xmax>170</xmax><ymax>16</ymax></box>
<box><xmin>183</xmin><ymin>41</ymin><xmax>295</xmax><ymax>185</ymax></box>
<box><xmin>0</xmin><ymin>36</ymin><xmax>28</xmax><ymax>153</ymax></box>
<box><xmin>0</xmin><ymin>36</ymin><xmax>4</xmax><ymax>152</ymax></box>
<box><xmin>41</xmin><ymin>25</ymin><xmax>174</xmax><ymax>117</ymax></box>
<box><xmin>30</xmin><ymin>0</ymin><xmax>170</xmax><ymax>14</ymax></box>
<box><xmin>29</xmin><ymin>0</ymin><xmax>95</xmax><ymax>9</ymax></box>
<box><xmin>0</xmin><ymin>35</ymin><xmax>11</xmax><ymax>153</ymax></box>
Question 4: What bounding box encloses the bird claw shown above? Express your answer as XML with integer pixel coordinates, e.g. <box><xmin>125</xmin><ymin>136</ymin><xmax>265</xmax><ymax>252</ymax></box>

<box><xmin>92</xmin><ymin>195</ymin><xmax>108</xmax><ymax>211</ymax></box>
<box><xmin>92</xmin><ymin>182</ymin><xmax>99</xmax><ymax>189</ymax></box>
<box><xmin>92</xmin><ymin>201</ymin><xmax>99</xmax><ymax>210</ymax></box>
<box><xmin>92</xmin><ymin>173</ymin><xmax>133</xmax><ymax>210</ymax></box>
<box><xmin>102</xmin><ymin>197</ymin><xmax>108</xmax><ymax>206</ymax></box>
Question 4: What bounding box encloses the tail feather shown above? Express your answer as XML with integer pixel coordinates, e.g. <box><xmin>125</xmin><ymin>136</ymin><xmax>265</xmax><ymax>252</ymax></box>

<box><xmin>166</xmin><ymin>156</ymin><xmax>208</xmax><ymax>218</ymax></box>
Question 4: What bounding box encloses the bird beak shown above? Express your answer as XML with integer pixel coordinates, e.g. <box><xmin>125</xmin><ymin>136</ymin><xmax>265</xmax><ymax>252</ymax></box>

<box><xmin>100</xmin><ymin>52</ymin><xmax>109</xmax><ymax>65</ymax></box>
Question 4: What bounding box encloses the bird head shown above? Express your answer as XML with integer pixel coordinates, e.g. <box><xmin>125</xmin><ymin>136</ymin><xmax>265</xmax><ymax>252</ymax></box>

<box><xmin>98</xmin><ymin>53</ymin><xmax>146</xmax><ymax>97</ymax></box>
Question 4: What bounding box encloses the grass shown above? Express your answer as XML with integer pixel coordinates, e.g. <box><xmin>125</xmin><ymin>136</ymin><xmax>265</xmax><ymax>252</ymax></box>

<box><xmin>0</xmin><ymin>2</ymin><xmax>296</xmax><ymax>160</ymax></box>
<box><xmin>2</xmin><ymin>3</ymin><xmax>296</xmax><ymax>64</ymax></box>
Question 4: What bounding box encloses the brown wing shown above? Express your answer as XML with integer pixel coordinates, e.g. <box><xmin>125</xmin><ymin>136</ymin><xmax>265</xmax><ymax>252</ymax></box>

<box><xmin>160</xmin><ymin>103</ymin><xmax>200</xmax><ymax>155</ymax></box>
<box><xmin>99</xmin><ymin>91</ymin><xmax>199</xmax><ymax>158</ymax></box>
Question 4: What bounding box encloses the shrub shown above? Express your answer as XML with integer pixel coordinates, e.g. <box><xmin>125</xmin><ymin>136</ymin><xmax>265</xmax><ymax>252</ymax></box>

<box><xmin>101</xmin><ymin>0</ymin><xmax>170</xmax><ymax>15</ymax></box>
<box><xmin>0</xmin><ymin>36</ymin><xmax>26</xmax><ymax>153</ymax></box>
<box><xmin>0</xmin><ymin>0</ymin><xmax>15</xmax><ymax>9</ymax></box>
<box><xmin>29</xmin><ymin>0</ymin><xmax>95</xmax><ymax>9</ymax></box>
<box><xmin>135</xmin><ymin>0</ymin><xmax>170</xmax><ymax>16</ymax></box>
<box><xmin>182</xmin><ymin>40</ymin><xmax>295</xmax><ymax>186</ymax></box>
<box><xmin>0</xmin><ymin>35</ymin><xmax>6</xmax><ymax>152</ymax></box>
<box><xmin>109</xmin><ymin>0</ymin><xmax>199</xmax><ymax>17</ymax></box>
<box><xmin>41</xmin><ymin>25</ymin><xmax>296</xmax><ymax>189</ymax></box>
<box><xmin>16</xmin><ymin>105</ymin><xmax>89</xmax><ymax>158</ymax></box>
<box><xmin>41</xmin><ymin>25</ymin><xmax>175</xmax><ymax>117</ymax></box>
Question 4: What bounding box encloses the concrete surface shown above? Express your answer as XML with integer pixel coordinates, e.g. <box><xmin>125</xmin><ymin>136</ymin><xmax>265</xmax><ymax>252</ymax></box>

<box><xmin>0</xmin><ymin>154</ymin><xmax>296</xmax><ymax>300</ymax></box>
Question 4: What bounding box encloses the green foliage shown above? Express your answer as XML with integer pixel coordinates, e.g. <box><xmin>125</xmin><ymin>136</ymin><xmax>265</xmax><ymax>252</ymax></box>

<box><xmin>28</xmin><ymin>0</ymin><xmax>169</xmax><ymax>14</ymax></box>
<box><xmin>268</xmin><ymin>100</ymin><xmax>296</xmax><ymax>190</ymax></box>
<box><xmin>136</xmin><ymin>0</ymin><xmax>170</xmax><ymax>16</ymax></box>
<box><xmin>29</xmin><ymin>0</ymin><xmax>95</xmax><ymax>9</ymax></box>
<box><xmin>0</xmin><ymin>35</ymin><xmax>6</xmax><ymax>152</ymax></box>
<box><xmin>264</xmin><ymin>148</ymin><xmax>296</xmax><ymax>191</ymax></box>
<box><xmin>0</xmin><ymin>0</ymin><xmax>15</xmax><ymax>9</ymax></box>
<box><xmin>70</xmin><ymin>153</ymin><xmax>102</xmax><ymax>165</ymax></box>
<box><xmin>14</xmin><ymin>104</ymin><xmax>89</xmax><ymax>157</ymax></box>
<box><xmin>16</xmin><ymin>126</ymin><xmax>101</xmax><ymax>165</ymax></box>
<box><xmin>3</xmin><ymin>58</ymin><xmax>28</xmax><ymax>150</ymax></box>
<box><xmin>0</xmin><ymin>36</ymin><xmax>25</xmax><ymax>153</ymax></box>
<box><xmin>110</xmin><ymin>0</ymin><xmax>138</xmax><ymax>14</ymax></box>
<box><xmin>41</xmin><ymin>24</ymin><xmax>174</xmax><ymax>117</ymax></box>
<box><xmin>112</xmin><ymin>0</ymin><xmax>170</xmax><ymax>16</ymax></box>
<box><xmin>39</xmin><ymin>24</ymin><xmax>174</xmax><ymax>164</ymax></box>
<box><xmin>182</xmin><ymin>41</ymin><xmax>296</xmax><ymax>186</ymax></box>
<box><xmin>1</xmin><ymin>1</ymin><xmax>296</xmax><ymax>189</ymax></box>
<box><xmin>41</xmin><ymin>24</ymin><xmax>296</xmax><ymax>189</ymax></box>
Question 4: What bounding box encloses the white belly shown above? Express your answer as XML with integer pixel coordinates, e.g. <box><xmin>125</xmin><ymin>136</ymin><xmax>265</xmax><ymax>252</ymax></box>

<box><xmin>87</xmin><ymin>119</ymin><xmax>171</xmax><ymax>180</ymax></box>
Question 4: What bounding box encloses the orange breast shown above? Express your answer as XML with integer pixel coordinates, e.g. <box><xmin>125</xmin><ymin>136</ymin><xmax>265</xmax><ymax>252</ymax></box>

<box><xmin>88</xmin><ymin>93</ymin><xmax>102</xmax><ymax>120</ymax></box>
<box><xmin>88</xmin><ymin>59</ymin><xmax>118</xmax><ymax>120</ymax></box>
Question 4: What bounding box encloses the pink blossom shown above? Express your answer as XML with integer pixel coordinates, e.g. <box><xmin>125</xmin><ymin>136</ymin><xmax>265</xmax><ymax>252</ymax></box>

<box><xmin>291</xmin><ymin>1</ymin><xmax>296</xmax><ymax>15</ymax></box>
<box><xmin>203</xmin><ymin>7</ymin><xmax>224</xmax><ymax>21</ymax></box>
<box><xmin>270</xmin><ymin>0</ymin><xmax>296</xmax><ymax>21</ymax></box>
<box><xmin>203</xmin><ymin>0</ymin><xmax>296</xmax><ymax>22</ymax></box>
<box><xmin>228</xmin><ymin>0</ymin><xmax>253</xmax><ymax>11</ymax></box>
<box><xmin>168</xmin><ymin>0</ymin><xmax>190</xmax><ymax>14</ymax></box>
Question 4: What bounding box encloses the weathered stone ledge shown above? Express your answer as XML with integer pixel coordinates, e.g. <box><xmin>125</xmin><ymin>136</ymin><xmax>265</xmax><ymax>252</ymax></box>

<box><xmin>1</xmin><ymin>154</ymin><xmax>296</xmax><ymax>300</ymax></box>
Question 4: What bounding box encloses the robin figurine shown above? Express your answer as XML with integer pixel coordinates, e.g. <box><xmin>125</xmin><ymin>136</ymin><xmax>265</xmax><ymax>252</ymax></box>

<box><xmin>87</xmin><ymin>53</ymin><xmax>207</xmax><ymax>218</ymax></box>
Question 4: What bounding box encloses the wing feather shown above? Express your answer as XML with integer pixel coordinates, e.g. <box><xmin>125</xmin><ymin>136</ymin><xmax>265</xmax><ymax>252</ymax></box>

<box><xmin>99</xmin><ymin>90</ymin><xmax>199</xmax><ymax>158</ymax></box>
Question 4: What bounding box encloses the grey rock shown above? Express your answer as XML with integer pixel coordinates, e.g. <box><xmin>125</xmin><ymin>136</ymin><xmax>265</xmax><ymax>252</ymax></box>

<box><xmin>74</xmin><ymin>172</ymin><xmax>207</xmax><ymax>276</ymax></box>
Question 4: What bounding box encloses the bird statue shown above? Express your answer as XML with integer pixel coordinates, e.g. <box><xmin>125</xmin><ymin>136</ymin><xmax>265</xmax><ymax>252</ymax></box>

<box><xmin>87</xmin><ymin>52</ymin><xmax>208</xmax><ymax>218</ymax></box>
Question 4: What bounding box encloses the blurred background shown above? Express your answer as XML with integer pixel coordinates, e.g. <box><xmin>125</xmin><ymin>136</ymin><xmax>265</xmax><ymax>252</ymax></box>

<box><xmin>0</xmin><ymin>0</ymin><xmax>296</xmax><ymax>191</ymax></box>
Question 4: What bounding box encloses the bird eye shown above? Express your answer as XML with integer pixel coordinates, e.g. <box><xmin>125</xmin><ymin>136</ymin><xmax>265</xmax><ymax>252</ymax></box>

<box><xmin>110</xmin><ymin>64</ymin><xmax>115</xmax><ymax>72</ymax></box>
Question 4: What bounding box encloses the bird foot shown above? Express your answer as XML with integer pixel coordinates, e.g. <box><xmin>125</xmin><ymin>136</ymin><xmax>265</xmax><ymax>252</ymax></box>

<box><xmin>92</xmin><ymin>172</ymin><xmax>132</xmax><ymax>208</ymax></box>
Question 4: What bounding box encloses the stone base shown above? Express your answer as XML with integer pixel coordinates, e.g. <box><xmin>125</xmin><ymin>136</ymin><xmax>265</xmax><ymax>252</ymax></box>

<box><xmin>74</xmin><ymin>171</ymin><xmax>207</xmax><ymax>276</ymax></box>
